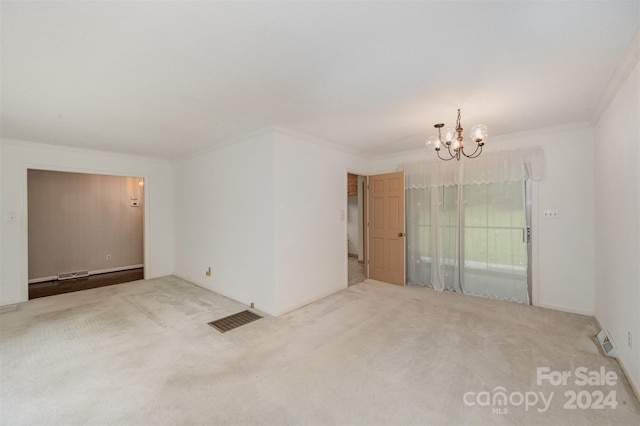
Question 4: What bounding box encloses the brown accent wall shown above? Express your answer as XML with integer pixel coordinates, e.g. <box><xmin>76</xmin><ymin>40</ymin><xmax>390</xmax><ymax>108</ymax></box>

<box><xmin>28</xmin><ymin>170</ymin><xmax>143</xmax><ymax>280</ymax></box>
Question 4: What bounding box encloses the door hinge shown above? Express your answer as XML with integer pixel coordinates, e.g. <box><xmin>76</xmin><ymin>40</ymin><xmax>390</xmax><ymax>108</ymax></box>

<box><xmin>523</xmin><ymin>227</ymin><xmax>531</xmax><ymax>243</ymax></box>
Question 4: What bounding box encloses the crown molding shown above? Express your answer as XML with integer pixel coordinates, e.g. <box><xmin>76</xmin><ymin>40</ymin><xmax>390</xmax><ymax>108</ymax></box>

<box><xmin>270</xmin><ymin>125</ymin><xmax>373</xmax><ymax>159</ymax></box>
<box><xmin>371</xmin><ymin>121</ymin><xmax>593</xmax><ymax>162</ymax></box>
<box><xmin>173</xmin><ymin>125</ymin><xmax>275</xmax><ymax>164</ymax></box>
<box><xmin>370</xmin><ymin>146</ymin><xmax>425</xmax><ymax>163</ymax></box>
<box><xmin>0</xmin><ymin>138</ymin><xmax>171</xmax><ymax>165</ymax></box>
<box><xmin>590</xmin><ymin>28</ymin><xmax>640</xmax><ymax>125</ymax></box>
<box><xmin>488</xmin><ymin>121</ymin><xmax>593</xmax><ymax>143</ymax></box>
<box><xmin>174</xmin><ymin>124</ymin><xmax>374</xmax><ymax>164</ymax></box>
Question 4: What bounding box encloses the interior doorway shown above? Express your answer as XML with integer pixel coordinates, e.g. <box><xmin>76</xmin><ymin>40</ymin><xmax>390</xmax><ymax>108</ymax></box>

<box><xmin>347</xmin><ymin>173</ymin><xmax>367</xmax><ymax>286</ymax></box>
<box><xmin>27</xmin><ymin>169</ymin><xmax>145</xmax><ymax>299</ymax></box>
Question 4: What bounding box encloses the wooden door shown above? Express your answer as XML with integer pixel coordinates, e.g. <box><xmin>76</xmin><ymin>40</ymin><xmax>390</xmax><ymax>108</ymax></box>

<box><xmin>368</xmin><ymin>172</ymin><xmax>405</xmax><ymax>285</ymax></box>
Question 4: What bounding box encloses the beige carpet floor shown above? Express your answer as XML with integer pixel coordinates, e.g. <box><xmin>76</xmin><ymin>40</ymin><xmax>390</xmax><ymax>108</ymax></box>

<box><xmin>1</xmin><ymin>276</ymin><xmax>639</xmax><ymax>425</ymax></box>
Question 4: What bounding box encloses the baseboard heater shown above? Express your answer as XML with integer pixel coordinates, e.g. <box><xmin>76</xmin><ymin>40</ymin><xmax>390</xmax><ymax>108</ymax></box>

<box><xmin>29</xmin><ymin>265</ymin><xmax>144</xmax><ymax>284</ymax></box>
<box><xmin>57</xmin><ymin>270</ymin><xmax>90</xmax><ymax>280</ymax></box>
<box><xmin>596</xmin><ymin>329</ymin><xmax>618</xmax><ymax>358</ymax></box>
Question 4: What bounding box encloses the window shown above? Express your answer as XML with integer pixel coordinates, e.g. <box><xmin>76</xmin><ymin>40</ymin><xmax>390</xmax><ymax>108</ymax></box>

<box><xmin>407</xmin><ymin>181</ymin><xmax>530</xmax><ymax>303</ymax></box>
<box><xmin>402</xmin><ymin>147</ymin><xmax>542</xmax><ymax>304</ymax></box>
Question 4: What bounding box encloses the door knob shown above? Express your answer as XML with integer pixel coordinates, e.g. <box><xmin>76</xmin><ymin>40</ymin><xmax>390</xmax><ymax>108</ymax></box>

<box><xmin>398</xmin><ymin>232</ymin><xmax>405</xmax><ymax>237</ymax></box>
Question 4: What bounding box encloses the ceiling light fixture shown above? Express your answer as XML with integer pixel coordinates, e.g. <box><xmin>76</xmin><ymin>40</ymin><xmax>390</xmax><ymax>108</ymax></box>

<box><xmin>426</xmin><ymin>109</ymin><xmax>488</xmax><ymax>161</ymax></box>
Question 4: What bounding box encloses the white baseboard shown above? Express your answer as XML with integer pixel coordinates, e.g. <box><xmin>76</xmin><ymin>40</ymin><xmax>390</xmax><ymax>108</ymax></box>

<box><xmin>172</xmin><ymin>273</ymin><xmax>277</xmax><ymax>315</ymax></box>
<box><xmin>274</xmin><ymin>285</ymin><xmax>346</xmax><ymax>317</ymax></box>
<box><xmin>594</xmin><ymin>316</ymin><xmax>640</xmax><ymax>403</ymax></box>
<box><xmin>537</xmin><ymin>302</ymin><xmax>593</xmax><ymax>317</ymax></box>
<box><xmin>91</xmin><ymin>264</ymin><xmax>144</xmax><ymax>275</ymax></box>
<box><xmin>28</xmin><ymin>264</ymin><xmax>144</xmax><ymax>284</ymax></box>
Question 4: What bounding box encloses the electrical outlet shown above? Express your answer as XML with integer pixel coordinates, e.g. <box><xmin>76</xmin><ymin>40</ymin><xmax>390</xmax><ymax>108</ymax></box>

<box><xmin>542</xmin><ymin>209</ymin><xmax>559</xmax><ymax>219</ymax></box>
<box><xmin>629</xmin><ymin>331</ymin><xmax>632</xmax><ymax>349</ymax></box>
<box><xmin>106</xmin><ymin>254</ymin><xmax>112</xmax><ymax>261</ymax></box>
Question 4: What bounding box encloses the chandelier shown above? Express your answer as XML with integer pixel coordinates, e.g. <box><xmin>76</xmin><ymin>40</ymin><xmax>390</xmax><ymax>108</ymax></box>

<box><xmin>425</xmin><ymin>109</ymin><xmax>488</xmax><ymax>161</ymax></box>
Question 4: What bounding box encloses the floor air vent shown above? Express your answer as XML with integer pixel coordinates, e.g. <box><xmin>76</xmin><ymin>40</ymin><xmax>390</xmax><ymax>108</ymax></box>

<box><xmin>597</xmin><ymin>329</ymin><xmax>618</xmax><ymax>358</ymax></box>
<box><xmin>208</xmin><ymin>310</ymin><xmax>262</xmax><ymax>333</ymax></box>
<box><xmin>58</xmin><ymin>270</ymin><xmax>89</xmax><ymax>280</ymax></box>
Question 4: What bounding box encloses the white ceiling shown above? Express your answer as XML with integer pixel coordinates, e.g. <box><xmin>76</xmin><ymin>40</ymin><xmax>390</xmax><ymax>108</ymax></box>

<box><xmin>1</xmin><ymin>1</ymin><xmax>638</xmax><ymax>160</ymax></box>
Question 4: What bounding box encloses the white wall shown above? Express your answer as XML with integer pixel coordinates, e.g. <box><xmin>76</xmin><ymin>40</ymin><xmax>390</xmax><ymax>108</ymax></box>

<box><xmin>0</xmin><ymin>142</ymin><xmax>3</xmax><ymax>305</ymax></box>
<box><xmin>373</xmin><ymin>124</ymin><xmax>596</xmax><ymax>316</ymax></box>
<box><xmin>272</xmin><ymin>130</ymin><xmax>372</xmax><ymax>315</ymax></box>
<box><xmin>347</xmin><ymin>195</ymin><xmax>359</xmax><ymax>254</ymax></box>
<box><xmin>0</xmin><ymin>139</ymin><xmax>173</xmax><ymax>306</ymax></box>
<box><xmin>594</xmin><ymin>59</ymin><xmax>639</xmax><ymax>392</ymax></box>
<box><xmin>172</xmin><ymin>127</ymin><xmax>372</xmax><ymax>316</ymax></box>
<box><xmin>172</xmin><ymin>130</ymin><xmax>277</xmax><ymax>314</ymax></box>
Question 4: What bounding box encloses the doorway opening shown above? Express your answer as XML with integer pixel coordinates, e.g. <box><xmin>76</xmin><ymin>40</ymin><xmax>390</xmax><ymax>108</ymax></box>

<box><xmin>27</xmin><ymin>169</ymin><xmax>145</xmax><ymax>299</ymax></box>
<box><xmin>347</xmin><ymin>173</ymin><xmax>367</xmax><ymax>286</ymax></box>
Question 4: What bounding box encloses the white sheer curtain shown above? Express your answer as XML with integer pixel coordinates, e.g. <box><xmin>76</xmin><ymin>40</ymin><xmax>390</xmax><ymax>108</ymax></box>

<box><xmin>401</xmin><ymin>147</ymin><xmax>542</xmax><ymax>303</ymax></box>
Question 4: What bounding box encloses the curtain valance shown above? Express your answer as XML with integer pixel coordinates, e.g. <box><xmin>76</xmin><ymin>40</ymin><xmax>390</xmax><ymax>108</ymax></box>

<box><xmin>398</xmin><ymin>146</ymin><xmax>543</xmax><ymax>188</ymax></box>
